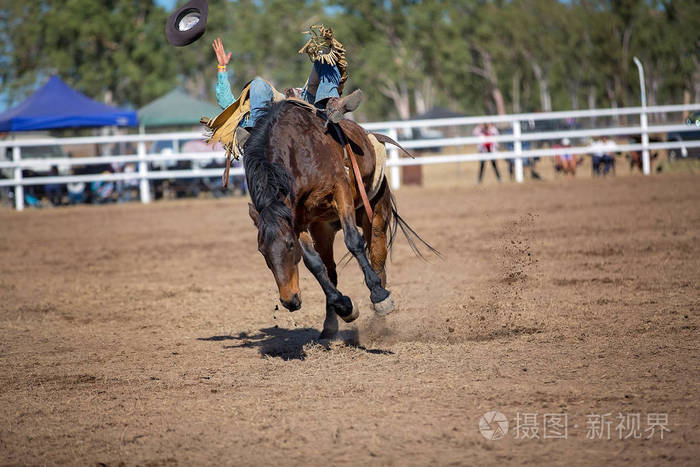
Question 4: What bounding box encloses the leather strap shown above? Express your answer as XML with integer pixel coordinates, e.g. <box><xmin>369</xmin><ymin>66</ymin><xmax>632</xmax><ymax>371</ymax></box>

<box><xmin>346</xmin><ymin>141</ymin><xmax>373</xmax><ymax>222</ymax></box>
<box><xmin>222</xmin><ymin>152</ymin><xmax>232</xmax><ymax>188</ymax></box>
<box><xmin>332</xmin><ymin>124</ymin><xmax>373</xmax><ymax>222</ymax></box>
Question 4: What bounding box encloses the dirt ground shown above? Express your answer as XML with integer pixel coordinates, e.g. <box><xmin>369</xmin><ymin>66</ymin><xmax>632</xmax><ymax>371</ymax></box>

<box><xmin>1</xmin><ymin>172</ymin><xmax>698</xmax><ymax>466</ymax></box>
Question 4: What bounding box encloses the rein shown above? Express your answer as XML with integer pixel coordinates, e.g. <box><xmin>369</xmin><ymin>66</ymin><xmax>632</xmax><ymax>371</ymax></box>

<box><xmin>222</xmin><ymin>153</ymin><xmax>232</xmax><ymax>188</ymax></box>
<box><xmin>328</xmin><ymin>122</ymin><xmax>373</xmax><ymax>223</ymax></box>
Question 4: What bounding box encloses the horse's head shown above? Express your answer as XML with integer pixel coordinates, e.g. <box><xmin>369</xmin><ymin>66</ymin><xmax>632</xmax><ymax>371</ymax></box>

<box><xmin>249</xmin><ymin>203</ymin><xmax>302</xmax><ymax>311</ymax></box>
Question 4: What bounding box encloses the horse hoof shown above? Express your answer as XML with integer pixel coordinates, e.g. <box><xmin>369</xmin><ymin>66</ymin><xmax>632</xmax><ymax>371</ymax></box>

<box><xmin>318</xmin><ymin>330</ymin><xmax>339</xmax><ymax>341</ymax></box>
<box><xmin>372</xmin><ymin>295</ymin><xmax>395</xmax><ymax>316</ymax></box>
<box><xmin>339</xmin><ymin>300</ymin><xmax>359</xmax><ymax>323</ymax></box>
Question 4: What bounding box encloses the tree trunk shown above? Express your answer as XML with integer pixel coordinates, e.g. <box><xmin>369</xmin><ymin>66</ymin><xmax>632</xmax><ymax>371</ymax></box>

<box><xmin>606</xmin><ymin>81</ymin><xmax>619</xmax><ymax>125</ymax></box>
<box><xmin>378</xmin><ymin>76</ymin><xmax>411</xmax><ymax>120</ymax></box>
<box><xmin>647</xmin><ymin>75</ymin><xmax>662</xmax><ymax>123</ymax></box>
<box><xmin>414</xmin><ymin>76</ymin><xmax>435</xmax><ymax>116</ymax></box>
<box><xmin>523</xmin><ymin>79</ymin><xmax>532</xmax><ymax>112</ymax></box>
<box><xmin>101</xmin><ymin>90</ymin><xmax>115</xmax><ymax>157</ymax></box>
<box><xmin>466</xmin><ymin>46</ymin><xmax>507</xmax><ymax>115</ymax></box>
<box><xmin>618</xmin><ymin>27</ymin><xmax>632</xmax><ymax>109</ymax></box>
<box><xmin>569</xmin><ymin>91</ymin><xmax>579</xmax><ymax>110</ymax></box>
<box><xmin>568</xmin><ymin>79</ymin><xmax>580</xmax><ymax>110</ymax></box>
<box><xmin>525</xmin><ymin>53</ymin><xmax>552</xmax><ymax>112</ymax></box>
<box><xmin>588</xmin><ymin>84</ymin><xmax>597</xmax><ymax>126</ymax></box>
<box><xmin>613</xmin><ymin>74</ymin><xmax>626</xmax><ymax>122</ymax></box>
<box><xmin>481</xmin><ymin>50</ymin><xmax>506</xmax><ymax>115</ymax></box>
<box><xmin>414</xmin><ymin>88</ymin><xmax>426</xmax><ymax>116</ymax></box>
<box><xmin>491</xmin><ymin>87</ymin><xmax>507</xmax><ymax>116</ymax></box>
<box><xmin>103</xmin><ymin>89</ymin><xmax>114</xmax><ymax>106</ymax></box>
<box><xmin>512</xmin><ymin>70</ymin><xmax>521</xmax><ymax>114</ymax></box>
<box><xmin>693</xmin><ymin>59</ymin><xmax>700</xmax><ymax>103</ymax></box>
<box><xmin>541</xmin><ymin>78</ymin><xmax>552</xmax><ymax>112</ymax></box>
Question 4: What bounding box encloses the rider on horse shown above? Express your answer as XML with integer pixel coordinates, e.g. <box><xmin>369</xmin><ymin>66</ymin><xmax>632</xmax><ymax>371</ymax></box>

<box><xmin>211</xmin><ymin>25</ymin><xmax>363</xmax><ymax>147</ymax></box>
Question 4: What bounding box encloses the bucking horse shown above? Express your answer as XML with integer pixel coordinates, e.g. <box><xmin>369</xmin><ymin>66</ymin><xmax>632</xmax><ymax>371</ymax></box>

<box><xmin>205</xmin><ymin>98</ymin><xmax>436</xmax><ymax>340</ymax></box>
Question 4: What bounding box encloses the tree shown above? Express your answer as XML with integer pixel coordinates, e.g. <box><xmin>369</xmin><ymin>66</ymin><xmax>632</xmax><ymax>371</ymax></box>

<box><xmin>172</xmin><ymin>0</ymin><xmax>324</xmax><ymax>103</ymax></box>
<box><xmin>2</xmin><ymin>0</ymin><xmax>696</xmax><ymax>119</ymax></box>
<box><xmin>333</xmin><ymin>0</ymin><xmax>443</xmax><ymax>119</ymax></box>
<box><xmin>0</xmin><ymin>0</ymin><xmax>177</xmax><ymax>108</ymax></box>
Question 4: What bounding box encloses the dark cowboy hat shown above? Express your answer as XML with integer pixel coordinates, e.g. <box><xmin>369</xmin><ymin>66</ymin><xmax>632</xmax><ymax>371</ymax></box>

<box><xmin>165</xmin><ymin>0</ymin><xmax>209</xmax><ymax>47</ymax></box>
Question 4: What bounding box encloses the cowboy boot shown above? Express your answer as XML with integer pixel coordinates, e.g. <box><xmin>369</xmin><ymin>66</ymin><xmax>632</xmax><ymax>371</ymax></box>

<box><xmin>326</xmin><ymin>89</ymin><xmax>364</xmax><ymax>123</ymax></box>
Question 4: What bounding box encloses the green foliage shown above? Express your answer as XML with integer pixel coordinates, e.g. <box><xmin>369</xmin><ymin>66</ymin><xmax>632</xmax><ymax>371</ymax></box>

<box><xmin>0</xmin><ymin>0</ymin><xmax>176</xmax><ymax>108</ymax></box>
<box><xmin>331</xmin><ymin>0</ymin><xmax>698</xmax><ymax>118</ymax></box>
<box><xmin>1</xmin><ymin>0</ymin><xmax>698</xmax><ymax>120</ymax></box>
<box><xmin>169</xmin><ymin>0</ymin><xmax>323</xmax><ymax>102</ymax></box>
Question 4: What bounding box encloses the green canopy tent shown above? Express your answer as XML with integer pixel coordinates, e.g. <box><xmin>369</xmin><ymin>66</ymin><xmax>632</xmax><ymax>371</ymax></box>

<box><xmin>137</xmin><ymin>89</ymin><xmax>220</xmax><ymax>129</ymax></box>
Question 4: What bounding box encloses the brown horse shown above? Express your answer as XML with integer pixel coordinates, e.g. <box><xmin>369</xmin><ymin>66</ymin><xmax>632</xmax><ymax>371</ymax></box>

<box><xmin>243</xmin><ymin>100</ymin><xmax>435</xmax><ymax>339</ymax></box>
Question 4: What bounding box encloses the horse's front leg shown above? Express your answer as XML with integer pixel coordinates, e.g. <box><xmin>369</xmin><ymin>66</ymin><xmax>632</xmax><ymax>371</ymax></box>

<box><xmin>299</xmin><ymin>233</ymin><xmax>358</xmax><ymax>339</ymax></box>
<box><xmin>334</xmin><ymin>192</ymin><xmax>395</xmax><ymax>315</ymax></box>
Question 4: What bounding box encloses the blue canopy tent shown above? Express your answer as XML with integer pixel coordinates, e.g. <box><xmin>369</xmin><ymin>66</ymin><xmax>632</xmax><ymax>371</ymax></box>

<box><xmin>0</xmin><ymin>76</ymin><xmax>138</xmax><ymax>131</ymax></box>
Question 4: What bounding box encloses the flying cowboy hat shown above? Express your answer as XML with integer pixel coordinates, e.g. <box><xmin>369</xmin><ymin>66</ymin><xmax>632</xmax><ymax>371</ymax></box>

<box><xmin>165</xmin><ymin>0</ymin><xmax>209</xmax><ymax>47</ymax></box>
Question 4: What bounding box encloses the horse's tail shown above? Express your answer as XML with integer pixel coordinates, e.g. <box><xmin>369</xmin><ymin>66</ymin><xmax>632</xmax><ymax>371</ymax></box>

<box><xmin>386</xmin><ymin>183</ymin><xmax>441</xmax><ymax>260</ymax></box>
<box><xmin>370</xmin><ymin>132</ymin><xmax>416</xmax><ymax>159</ymax></box>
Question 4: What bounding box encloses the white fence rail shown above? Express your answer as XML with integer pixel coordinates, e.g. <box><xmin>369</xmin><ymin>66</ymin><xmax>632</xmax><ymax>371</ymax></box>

<box><xmin>1</xmin><ymin>103</ymin><xmax>699</xmax><ymax>211</ymax></box>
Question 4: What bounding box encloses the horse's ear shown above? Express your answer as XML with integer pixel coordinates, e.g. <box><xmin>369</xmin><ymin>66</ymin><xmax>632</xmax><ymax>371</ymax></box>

<box><xmin>248</xmin><ymin>203</ymin><xmax>260</xmax><ymax>227</ymax></box>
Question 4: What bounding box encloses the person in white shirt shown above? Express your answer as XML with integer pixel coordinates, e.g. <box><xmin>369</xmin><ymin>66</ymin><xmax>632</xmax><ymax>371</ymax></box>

<box><xmin>591</xmin><ymin>135</ymin><xmax>617</xmax><ymax>176</ymax></box>
<box><xmin>473</xmin><ymin>123</ymin><xmax>502</xmax><ymax>184</ymax></box>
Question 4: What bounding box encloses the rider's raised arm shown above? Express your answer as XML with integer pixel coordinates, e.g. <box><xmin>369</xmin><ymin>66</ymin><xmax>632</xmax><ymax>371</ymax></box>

<box><xmin>216</xmin><ymin>71</ymin><xmax>235</xmax><ymax>109</ymax></box>
<box><xmin>213</xmin><ymin>37</ymin><xmax>235</xmax><ymax>108</ymax></box>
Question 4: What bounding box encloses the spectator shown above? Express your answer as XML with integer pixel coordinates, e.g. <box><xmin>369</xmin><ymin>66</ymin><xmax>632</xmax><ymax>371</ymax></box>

<box><xmin>118</xmin><ymin>163</ymin><xmax>138</xmax><ymax>202</ymax></box>
<box><xmin>591</xmin><ymin>136</ymin><xmax>617</xmax><ymax>176</ymax></box>
<box><xmin>504</xmin><ymin>128</ymin><xmax>540</xmax><ymax>181</ymax></box>
<box><xmin>66</xmin><ymin>168</ymin><xmax>85</xmax><ymax>204</ymax></box>
<box><xmin>44</xmin><ymin>166</ymin><xmax>63</xmax><ymax>206</ymax></box>
<box><xmin>473</xmin><ymin>123</ymin><xmax>502</xmax><ymax>184</ymax></box>
<box><xmin>91</xmin><ymin>171</ymin><xmax>115</xmax><ymax>204</ymax></box>
<box><xmin>555</xmin><ymin>138</ymin><xmax>579</xmax><ymax>177</ymax></box>
<box><xmin>67</xmin><ymin>181</ymin><xmax>85</xmax><ymax>205</ymax></box>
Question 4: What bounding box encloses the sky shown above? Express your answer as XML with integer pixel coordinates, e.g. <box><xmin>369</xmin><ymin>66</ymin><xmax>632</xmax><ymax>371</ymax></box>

<box><xmin>155</xmin><ymin>0</ymin><xmax>177</xmax><ymax>11</ymax></box>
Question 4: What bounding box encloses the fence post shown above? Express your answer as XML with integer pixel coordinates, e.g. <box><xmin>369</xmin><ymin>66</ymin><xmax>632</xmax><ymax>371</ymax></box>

<box><xmin>633</xmin><ymin>57</ymin><xmax>651</xmax><ymax>175</ymax></box>
<box><xmin>512</xmin><ymin>120</ymin><xmax>524</xmax><ymax>183</ymax></box>
<box><xmin>13</xmin><ymin>145</ymin><xmax>24</xmax><ymax>211</ymax></box>
<box><xmin>387</xmin><ymin>128</ymin><xmax>400</xmax><ymax>190</ymax></box>
<box><xmin>137</xmin><ymin>140</ymin><xmax>151</xmax><ymax>204</ymax></box>
<box><xmin>641</xmin><ymin>110</ymin><xmax>650</xmax><ymax>175</ymax></box>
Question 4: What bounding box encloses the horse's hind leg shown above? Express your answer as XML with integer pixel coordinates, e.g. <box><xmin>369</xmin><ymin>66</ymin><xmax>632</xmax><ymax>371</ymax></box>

<box><xmin>299</xmin><ymin>231</ymin><xmax>357</xmax><ymax>340</ymax></box>
<box><xmin>334</xmin><ymin>188</ymin><xmax>395</xmax><ymax>315</ymax></box>
<box><xmin>360</xmin><ymin>181</ymin><xmax>391</xmax><ymax>288</ymax></box>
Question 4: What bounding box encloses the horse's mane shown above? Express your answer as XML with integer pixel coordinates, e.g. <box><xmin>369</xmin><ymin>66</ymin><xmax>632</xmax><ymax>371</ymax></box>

<box><xmin>243</xmin><ymin>101</ymin><xmax>295</xmax><ymax>243</ymax></box>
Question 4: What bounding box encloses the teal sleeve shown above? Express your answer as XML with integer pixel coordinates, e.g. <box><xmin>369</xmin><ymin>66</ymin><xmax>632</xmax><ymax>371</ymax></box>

<box><xmin>216</xmin><ymin>71</ymin><xmax>236</xmax><ymax>109</ymax></box>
